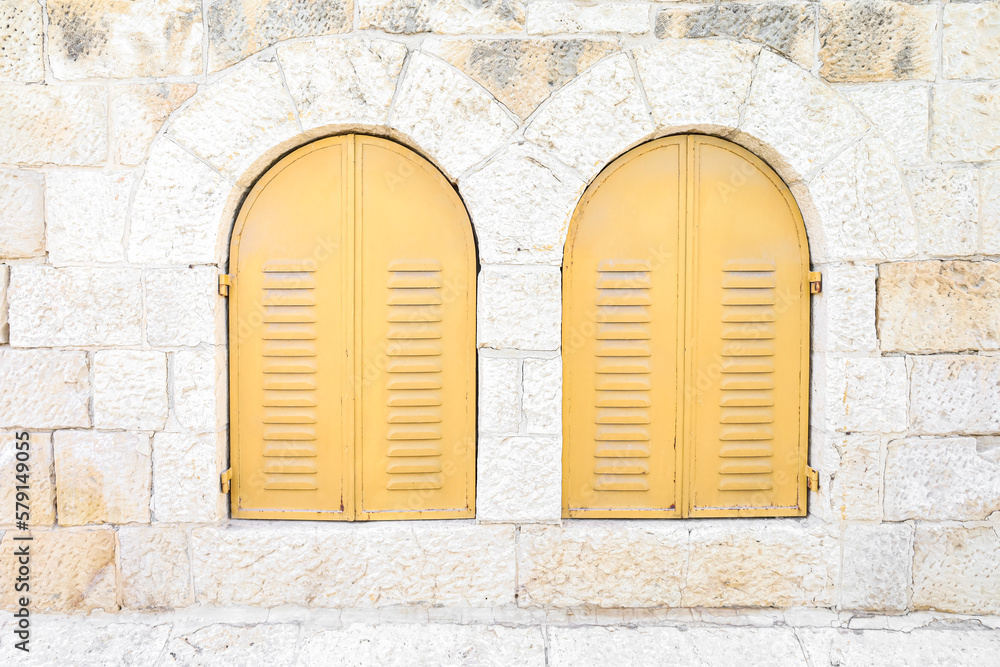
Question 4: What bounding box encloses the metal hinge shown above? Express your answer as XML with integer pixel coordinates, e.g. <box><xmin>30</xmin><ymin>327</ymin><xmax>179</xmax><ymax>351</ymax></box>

<box><xmin>806</xmin><ymin>466</ymin><xmax>819</xmax><ymax>491</ymax></box>
<box><xmin>218</xmin><ymin>274</ymin><xmax>232</xmax><ymax>297</ymax></box>
<box><xmin>808</xmin><ymin>271</ymin><xmax>822</xmax><ymax>294</ymax></box>
<box><xmin>220</xmin><ymin>468</ymin><xmax>233</xmax><ymax>494</ymax></box>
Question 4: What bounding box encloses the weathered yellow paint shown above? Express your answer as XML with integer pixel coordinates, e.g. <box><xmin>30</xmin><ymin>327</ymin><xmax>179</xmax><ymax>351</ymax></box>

<box><xmin>229</xmin><ymin>135</ymin><xmax>476</xmax><ymax>520</ymax></box>
<box><xmin>563</xmin><ymin>135</ymin><xmax>810</xmax><ymax>518</ymax></box>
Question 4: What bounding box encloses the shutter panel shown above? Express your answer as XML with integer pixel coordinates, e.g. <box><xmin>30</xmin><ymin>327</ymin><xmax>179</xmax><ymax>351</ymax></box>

<box><xmin>686</xmin><ymin>136</ymin><xmax>809</xmax><ymax>516</ymax></box>
<box><xmin>356</xmin><ymin>136</ymin><xmax>476</xmax><ymax>519</ymax></box>
<box><xmin>563</xmin><ymin>137</ymin><xmax>685</xmax><ymax>517</ymax></box>
<box><xmin>230</xmin><ymin>137</ymin><xmax>353</xmax><ymax>519</ymax></box>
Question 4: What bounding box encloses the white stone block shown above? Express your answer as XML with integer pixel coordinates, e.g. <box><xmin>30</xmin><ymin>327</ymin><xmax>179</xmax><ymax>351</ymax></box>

<box><xmin>0</xmin><ymin>618</ymin><xmax>171</xmax><ymax>663</ymax></box>
<box><xmin>53</xmin><ymin>431</ymin><xmax>152</xmax><ymax>526</ymax></box>
<box><xmin>0</xmin><ymin>431</ymin><xmax>55</xmax><ymax>526</ymax></box>
<box><xmin>909</xmin><ymin>355</ymin><xmax>1000</xmax><ymax>435</ymax></box>
<box><xmin>46</xmin><ymin>171</ymin><xmax>133</xmax><ymax>264</ymax></box>
<box><xmin>527</xmin><ymin>1</ymin><xmax>648</xmax><ymax>35</ymax></box>
<box><xmin>478</xmin><ymin>266</ymin><xmax>561</xmax><ymax>351</ymax></box>
<box><xmin>913</xmin><ymin>524</ymin><xmax>1000</xmax><ymax>615</ymax></box>
<box><xmin>8</xmin><ymin>266</ymin><xmax>142</xmax><ymax>347</ymax></box>
<box><xmin>0</xmin><ymin>0</ymin><xmax>43</xmax><ymax>83</ymax></box>
<box><xmin>111</xmin><ymin>83</ymin><xmax>197</xmax><ymax>165</ymax></box>
<box><xmin>163</xmin><ymin>624</ymin><xmax>299</xmax><ymax>664</ymax></box>
<box><xmin>0</xmin><ymin>264</ymin><xmax>6</xmax><ymax>344</ymax></box>
<box><xmin>144</xmin><ymin>267</ymin><xmax>223</xmax><ymax>347</ymax></box>
<box><xmin>841</xmin><ymin>523</ymin><xmax>912</xmax><ymax>611</ymax></box>
<box><xmin>0</xmin><ymin>349</ymin><xmax>89</xmax><ymax>429</ymax></box>
<box><xmin>152</xmin><ymin>432</ymin><xmax>224</xmax><ymax>523</ymax></box>
<box><xmin>842</xmin><ymin>82</ymin><xmax>930</xmax><ymax>166</ymax></box>
<box><xmin>522</xmin><ymin>356</ymin><xmax>561</xmax><ymax>434</ymax></box>
<box><xmin>982</xmin><ymin>167</ymin><xmax>1000</xmax><ymax>255</ymax></box>
<box><xmin>825</xmin><ymin>433</ymin><xmax>881</xmax><ymax>521</ymax></box>
<box><xmin>119</xmin><ymin>525</ymin><xmax>193</xmax><ymax>610</ymax></box>
<box><xmin>819</xmin><ymin>356</ymin><xmax>907</xmax><ymax>433</ymax></box>
<box><xmin>812</xmin><ymin>263</ymin><xmax>877</xmax><ymax>353</ymax></box>
<box><xmin>173</xmin><ymin>348</ymin><xmax>226</xmax><ymax>434</ymax></box>
<box><xmin>477</xmin><ymin>435</ymin><xmax>560</xmax><ymax>524</ymax></box>
<box><xmin>0</xmin><ymin>169</ymin><xmax>44</xmax><ymax>258</ymax></box>
<box><xmin>800</xmin><ymin>627</ymin><xmax>1000</xmax><ymax>666</ymax></box>
<box><xmin>931</xmin><ymin>82</ymin><xmax>1000</xmax><ymax>162</ymax></box>
<box><xmin>943</xmin><ymin>3</ymin><xmax>1000</xmax><ymax>80</ymax></box>
<box><xmin>359</xmin><ymin>0</ymin><xmax>525</xmax><ymax>34</ymax></box>
<box><xmin>905</xmin><ymin>167</ymin><xmax>978</xmax><ymax>257</ymax></box>
<box><xmin>93</xmin><ymin>351</ymin><xmax>168</xmax><ymax>431</ymax></box>
<box><xmin>478</xmin><ymin>355</ymin><xmax>521</xmax><ymax>433</ymax></box>
<box><xmin>0</xmin><ymin>84</ymin><xmax>107</xmax><ymax>166</ymax></box>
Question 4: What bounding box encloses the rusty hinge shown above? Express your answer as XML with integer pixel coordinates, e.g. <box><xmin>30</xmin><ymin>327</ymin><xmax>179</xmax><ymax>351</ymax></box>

<box><xmin>808</xmin><ymin>271</ymin><xmax>822</xmax><ymax>294</ymax></box>
<box><xmin>218</xmin><ymin>274</ymin><xmax>232</xmax><ymax>297</ymax></box>
<box><xmin>806</xmin><ymin>466</ymin><xmax>819</xmax><ymax>491</ymax></box>
<box><xmin>220</xmin><ymin>468</ymin><xmax>233</xmax><ymax>494</ymax></box>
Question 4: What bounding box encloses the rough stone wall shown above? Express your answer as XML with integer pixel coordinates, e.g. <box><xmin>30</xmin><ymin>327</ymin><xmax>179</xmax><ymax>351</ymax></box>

<box><xmin>0</xmin><ymin>0</ymin><xmax>999</xmax><ymax>662</ymax></box>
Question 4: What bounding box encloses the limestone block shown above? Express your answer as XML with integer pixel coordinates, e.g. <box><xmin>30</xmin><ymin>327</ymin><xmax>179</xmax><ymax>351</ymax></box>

<box><xmin>527</xmin><ymin>1</ymin><xmax>648</xmax><ymax>35</ymax></box>
<box><xmin>93</xmin><ymin>351</ymin><xmax>168</xmax><ymax>431</ymax></box>
<box><xmin>8</xmin><ymin>266</ymin><xmax>142</xmax><ymax>347</ymax></box>
<box><xmin>173</xmin><ymin>348</ymin><xmax>226</xmax><ymax>434</ymax></box>
<box><xmin>478</xmin><ymin>266</ymin><xmax>560</xmax><ymax>351</ymax></box>
<box><xmin>360</xmin><ymin>0</ymin><xmax>524</xmax><ymax>34</ymax></box>
<box><xmin>0</xmin><ymin>264</ymin><xmax>6</xmax><ymax>344</ymax></box>
<box><xmin>0</xmin><ymin>529</ymin><xmax>116</xmax><ymax>612</ymax></box>
<box><xmin>478</xmin><ymin>355</ymin><xmax>521</xmax><ymax>433</ymax></box>
<box><xmin>741</xmin><ymin>50</ymin><xmax>868</xmax><ymax>181</ymax></box>
<box><xmin>167</xmin><ymin>57</ymin><xmax>300</xmax><ymax>181</ymax></box>
<box><xmin>47</xmin><ymin>0</ymin><xmax>203</xmax><ymax>79</ymax></box>
<box><xmin>812</xmin><ymin>263</ymin><xmax>877</xmax><ymax>354</ymax></box>
<box><xmin>120</xmin><ymin>525</ymin><xmax>193</xmax><ymax>610</ymax></box>
<box><xmin>45</xmin><ymin>170</ymin><xmax>133</xmax><ymax>264</ymax></box>
<box><xmin>840</xmin><ymin>523</ymin><xmax>911</xmax><ymax>611</ymax></box>
<box><xmin>525</xmin><ymin>55</ymin><xmax>653</xmax><ymax>181</ymax></box>
<box><xmin>152</xmin><ymin>432</ymin><xmax>224</xmax><ymax>523</ymax></box>
<box><xmin>879</xmin><ymin>261</ymin><xmax>1000</xmax><ymax>354</ymax></box>
<box><xmin>0</xmin><ymin>619</ymin><xmax>170</xmax><ymax>665</ymax></box>
<box><xmin>0</xmin><ymin>0</ymin><xmax>43</xmax><ymax>82</ymax></box>
<box><xmin>54</xmin><ymin>431</ymin><xmax>152</xmax><ymax>526</ymax></box>
<box><xmin>982</xmin><ymin>167</ymin><xmax>1000</xmax><ymax>255</ymax></box>
<box><xmin>460</xmin><ymin>143</ymin><xmax>585</xmax><ymax>265</ymax></box>
<box><xmin>842</xmin><ymin>83</ymin><xmax>929</xmax><ymax>166</ymax></box>
<box><xmin>655</xmin><ymin>4</ymin><xmax>814</xmax><ymax>68</ymax></box>
<box><xmin>684</xmin><ymin>520</ymin><xmax>839</xmax><ymax>607</ymax></box>
<box><xmin>799</xmin><ymin>627</ymin><xmax>1000</xmax><ymax>667</ymax></box>
<box><xmin>128</xmin><ymin>138</ymin><xmax>230</xmax><ymax>265</ymax></box>
<box><xmin>522</xmin><ymin>356</ymin><xmax>560</xmax><ymax>435</ymax></box>
<box><xmin>391</xmin><ymin>52</ymin><xmax>517</xmax><ymax>178</ymax></box>
<box><xmin>943</xmin><ymin>3</ymin><xmax>1000</xmax><ymax>80</ymax></box>
<box><xmin>905</xmin><ymin>167</ymin><xmax>978</xmax><ymax>257</ymax></box>
<box><xmin>144</xmin><ymin>267</ymin><xmax>223</xmax><ymax>347</ymax></box>
<box><xmin>811</xmin><ymin>136</ymin><xmax>917</xmax><ymax>261</ymax></box>
<box><xmin>162</xmin><ymin>624</ymin><xmax>300</xmax><ymax>665</ymax></box>
<box><xmin>819</xmin><ymin>0</ymin><xmax>936</xmax><ymax>82</ymax></box>
<box><xmin>207</xmin><ymin>0</ymin><xmax>352</xmax><ymax>72</ymax></box>
<box><xmin>931</xmin><ymin>82</ymin><xmax>1000</xmax><ymax>162</ymax></box>
<box><xmin>884</xmin><ymin>437</ymin><xmax>1000</xmax><ymax>521</ymax></box>
<box><xmin>913</xmin><ymin>524</ymin><xmax>1000</xmax><ymax>615</ymax></box>
<box><xmin>0</xmin><ymin>84</ymin><xmax>107</xmax><ymax>165</ymax></box>
<box><xmin>0</xmin><ymin>432</ymin><xmax>55</xmax><ymax>526</ymax></box>
<box><xmin>0</xmin><ymin>169</ymin><xmax>44</xmax><ymax>258</ymax></box>
<box><xmin>300</xmin><ymin>625</ymin><xmax>545</xmax><ymax>665</ymax></box>
<box><xmin>819</xmin><ymin>356</ymin><xmax>907</xmax><ymax>433</ymax></box>
<box><xmin>635</xmin><ymin>39</ymin><xmax>758</xmax><ymax>131</ymax></box>
<box><xmin>518</xmin><ymin>523</ymin><xmax>688</xmax><ymax>607</ymax></box>
<box><xmin>278</xmin><ymin>38</ymin><xmax>406</xmax><ymax>130</ymax></box>
<box><xmin>111</xmin><ymin>84</ymin><xmax>197</xmax><ymax>165</ymax></box>
<box><xmin>426</xmin><ymin>38</ymin><xmax>617</xmax><ymax>120</ymax></box>
<box><xmin>826</xmin><ymin>433</ymin><xmax>881</xmax><ymax>521</ymax></box>
<box><xmin>192</xmin><ymin>523</ymin><xmax>516</xmax><ymax>607</ymax></box>
<box><xmin>477</xmin><ymin>435</ymin><xmax>560</xmax><ymax>523</ymax></box>
<box><xmin>910</xmin><ymin>356</ymin><xmax>1000</xmax><ymax>435</ymax></box>
<box><xmin>0</xmin><ymin>349</ymin><xmax>89</xmax><ymax>429</ymax></box>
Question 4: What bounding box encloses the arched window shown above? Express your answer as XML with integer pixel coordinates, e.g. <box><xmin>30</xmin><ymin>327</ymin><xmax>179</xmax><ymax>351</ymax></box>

<box><xmin>228</xmin><ymin>135</ymin><xmax>476</xmax><ymax>521</ymax></box>
<box><xmin>563</xmin><ymin>135</ymin><xmax>811</xmax><ymax>518</ymax></box>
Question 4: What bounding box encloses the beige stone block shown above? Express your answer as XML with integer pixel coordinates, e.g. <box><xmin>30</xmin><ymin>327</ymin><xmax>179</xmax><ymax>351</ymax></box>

<box><xmin>173</xmin><ymin>348</ymin><xmax>226</xmax><ymax>434</ymax></box>
<box><xmin>0</xmin><ymin>529</ymin><xmax>116</xmax><ymax>612</ymax></box>
<box><xmin>207</xmin><ymin>0</ymin><xmax>352</xmax><ymax>72</ymax></box>
<box><xmin>931</xmin><ymin>82</ymin><xmax>1000</xmax><ymax>162</ymax></box>
<box><xmin>478</xmin><ymin>355</ymin><xmax>521</xmax><ymax>433</ymax></box>
<box><xmin>684</xmin><ymin>520</ymin><xmax>839</xmax><ymax>608</ymax></box>
<box><xmin>0</xmin><ymin>618</ymin><xmax>170</xmax><ymax>665</ymax></box>
<box><xmin>910</xmin><ymin>355</ymin><xmax>1000</xmax><ymax>435</ymax></box>
<box><xmin>192</xmin><ymin>523</ymin><xmax>516</xmax><ymax>607</ymax></box>
<box><xmin>361</xmin><ymin>0</ymin><xmax>523</xmax><ymax>34</ymax></box>
<box><xmin>518</xmin><ymin>523</ymin><xmax>688</xmax><ymax>607</ymax></box>
<box><xmin>128</xmin><ymin>138</ymin><xmax>230</xmax><ymax>265</ymax></box>
<box><xmin>885</xmin><ymin>437</ymin><xmax>1000</xmax><ymax>521</ymax></box>
<box><xmin>152</xmin><ymin>432</ymin><xmax>224</xmax><ymax>523</ymax></box>
<box><xmin>525</xmin><ymin>54</ymin><xmax>653</xmax><ymax>180</ymax></box>
<box><xmin>944</xmin><ymin>3</ymin><xmax>1000</xmax><ymax>80</ymax></box>
<box><xmin>461</xmin><ymin>143</ymin><xmax>585</xmax><ymax>265</ymax></box>
<box><xmin>391</xmin><ymin>52</ymin><xmax>517</xmax><ymax>178</ymax></box>
<box><xmin>820</xmin><ymin>0</ymin><xmax>936</xmax><ymax>82</ymax></box>
<box><xmin>982</xmin><ymin>167</ymin><xmax>1000</xmax><ymax>255</ymax></box>
<box><xmin>879</xmin><ymin>261</ymin><xmax>1000</xmax><ymax>354</ymax></box>
<box><xmin>0</xmin><ymin>0</ymin><xmax>43</xmax><ymax>83</ymax></box>
<box><xmin>278</xmin><ymin>38</ymin><xmax>406</xmax><ymax>130</ymax></box>
<box><xmin>112</xmin><ymin>84</ymin><xmax>197</xmax><ymax>165</ymax></box>
<box><xmin>522</xmin><ymin>356</ymin><xmax>560</xmax><ymax>435</ymax></box>
<box><xmin>0</xmin><ymin>432</ymin><xmax>55</xmax><ymax>527</ymax></box>
<box><xmin>527</xmin><ymin>1</ymin><xmax>647</xmax><ymax>35</ymax></box>
<box><xmin>8</xmin><ymin>266</ymin><xmax>142</xmax><ymax>347</ymax></box>
<box><xmin>635</xmin><ymin>39</ymin><xmax>758</xmax><ymax>131</ymax></box>
<box><xmin>93</xmin><ymin>351</ymin><xmax>168</xmax><ymax>431</ymax></box>
<box><xmin>812</xmin><ymin>263</ymin><xmax>877</xmax><ymax>354</ymax></box>
<box><xmin>841</xmin><ymin>523</ymin><xmax>911</xmax><ymax>611</ymax></box>
<box><xmin>906</xmin><ymin>167</ymin><xmax>978</xmax><ymax>257</ymax></box>
<box><xmin>913</xmin><ymin>524</ymin><xmax>1000</xmax><ymax>615</ymax></box>
<box><xmin>842</xmin><ymin>83</ymin><xmax>929</xmax><ymax>167</ymax></box>
<box><xmin>655</xmin><ymin>3</ymin><xmax>815</xmax><ymax>68</ymax></box>
<box><xmin>0</xmin><ymin>170</ymin><xmax>44</xmax><ymax>258</ymax></box>
<box><xmin>819</xmin><ymin>356</ymin><xmax>907</xmax><ymax>433</ymax></box>
<box><xmin>477</xmin><ymin>435</ymin><xmax>560</xmax><ymax>523</ymax></box>
<box><xmin>54</xmin><ymin>431</ymin><xmax>151</xmax><ymax>526</ymax></box>
<box><xmin>0</xmin><ymin>84</ymin><xmax>107</xmax><ymax>166</ymax></box>
<box><xmin>45</xmin><ymin>170</ymin><xmax>133</xmax><ymax>264</ymax></box>
<box><xmin>164</xmin><ymin>624</ymin><xmax>300</xmax><ymax>664</ymax></box>
<box><xmin>120</xmin><ymin>525</ymin><xmax>193</xmax><ymax>610</ymax></box>
<box><xmin>427</xmin><ymin>38</ymin><xmax>617</xmax><ymax>120</ymax></box>
<box><xmin>47</xmin><ymin>0</ymin><xmax>203</xmax><ymax>79</ymax></box>
<box><xmin>144</xmin><ymin>267</ymin><xmax>223</xmax><ymax>347</ymax></box>
<box><xmin>0</xmin><ymin>349</ymin><xmax>89</xmax><ymax>429</ymax></box>
<box><xmin>478</xmin><ymin>266</ymin><xmax>560</xmax><ymax>351</ymax></box>
<box><xmin>826</xmin><ymin>433</ymin><xmax>881</xmax><ymax>521</ymax></box>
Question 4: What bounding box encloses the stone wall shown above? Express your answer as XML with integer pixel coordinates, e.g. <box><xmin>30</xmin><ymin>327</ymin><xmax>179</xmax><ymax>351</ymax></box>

<box><xmin>0</xmin><ymin>0</ymin><xmax>999</xmax><ymax>662</ymax></box>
